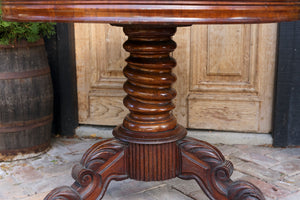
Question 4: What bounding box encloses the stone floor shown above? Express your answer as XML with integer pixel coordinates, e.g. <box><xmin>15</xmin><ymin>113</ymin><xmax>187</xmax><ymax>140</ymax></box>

<box><xmin>0</xmin><ymin>136</ymin><xmax>299</xmax><ymax>200</ymax></box>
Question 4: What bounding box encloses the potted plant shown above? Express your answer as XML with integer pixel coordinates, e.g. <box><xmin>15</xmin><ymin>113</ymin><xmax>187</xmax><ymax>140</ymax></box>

<box><xmin>0</xmin><ymin>8</ymin><xmax>56</xmax><ymax>161</ymax></box>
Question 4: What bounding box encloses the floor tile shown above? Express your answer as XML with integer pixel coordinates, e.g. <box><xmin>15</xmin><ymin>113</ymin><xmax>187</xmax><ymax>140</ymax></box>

<box><xmin>271</xmin><ymin>160</ymin><xmax>300</xmax><ymax>176</ymax></box>
<box><xmin>0</xmin><ymin>137</ymin><xmax>299</xmax><ymax>200</ymax></box>
<box><xmin>281</xmin><ymin>191</ymin><xmax>300</xmax><ymax>200</ymax></box>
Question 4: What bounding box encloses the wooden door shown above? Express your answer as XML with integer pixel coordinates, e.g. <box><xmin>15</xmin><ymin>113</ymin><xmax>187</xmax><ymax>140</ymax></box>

<box><xmin>75</xmin><ymin>23</ymin><xmax>277</xmax><ymax>133</ymax></box>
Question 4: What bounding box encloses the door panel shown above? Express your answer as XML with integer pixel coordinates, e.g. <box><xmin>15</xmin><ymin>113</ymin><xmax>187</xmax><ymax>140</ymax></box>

<box><xmin>188</xmin><ymin>24</ymin><xmax>277</xmax><ymax>132</ymax></box>
<box><xmin>75</xmin><ymin>23</ymin><xmax>277</xmax><ymax>133</ymax></box>
<box><xmin>75</xmin><ymin>24</ymin><xmax>127</xmax><ymax>125</ymax></box>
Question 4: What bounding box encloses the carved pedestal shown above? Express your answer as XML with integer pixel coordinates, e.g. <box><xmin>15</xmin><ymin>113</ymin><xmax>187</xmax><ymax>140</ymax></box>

<box><xmin>45</xmin><ymin>25</ymin><xmax>265</xmax><ymax>200</ymax></box>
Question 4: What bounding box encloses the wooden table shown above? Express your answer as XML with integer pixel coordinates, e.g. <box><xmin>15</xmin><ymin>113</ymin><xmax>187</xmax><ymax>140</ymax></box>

<box><xmin>2</xmin><ymin>1</ymin><xmax>300</xmax><ymax>199</ymax></box>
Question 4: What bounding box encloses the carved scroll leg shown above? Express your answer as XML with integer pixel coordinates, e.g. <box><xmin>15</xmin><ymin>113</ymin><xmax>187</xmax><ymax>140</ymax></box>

<box><xmin>177</xmin><ymin>137</ymin><xmax>265</xmax><ymax>200</ymax></box>
<box><xmin>44</xmin><ymin>139</ymin><xmax>128</xmax><ymax>200</ymax></box>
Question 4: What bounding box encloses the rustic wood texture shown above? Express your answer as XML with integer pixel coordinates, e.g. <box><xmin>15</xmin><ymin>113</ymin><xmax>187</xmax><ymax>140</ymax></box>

<box><xmin>172</xmin><ymin>27</ymin><xmax>191</xmax><ymax>127</ymax></box>
<box><xmin>75</xmin><ymin>24</ymin><xmax>127</xmax><ymax>125</ymax></box>
<box><xmin>188</xmin><ymin>23</ymin><xmax>277</xmax><ymax>132</ymax></box>
<box><xmin>76</xmin><ymin>23</ymin><xmax>277</xmax><ymax>133</ymax></box>
<box><xmin>74</xmin><ymin>24</ymin><xmax>192</xmax><ymax>128</ymax></box>
<box><xmin>0</xmin><ymin>40</ymin><xmax>53</xmax><ymax>161</ymax></box>
<box><xmin>2</xmin><ymin>0</ymin><xmax>300</xmax><ymax>24</ymax></box>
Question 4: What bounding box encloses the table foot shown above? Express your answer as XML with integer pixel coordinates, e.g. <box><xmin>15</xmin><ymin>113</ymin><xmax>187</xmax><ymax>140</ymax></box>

<box><xmin>177</xmin><ymin>137</ymin><xmax>265</xmax><ymax>200</ymax></box>
<box><xmin>44</xmin><ymin>139</ymin><xmax>128</xmax><ymax>200</ymax></box>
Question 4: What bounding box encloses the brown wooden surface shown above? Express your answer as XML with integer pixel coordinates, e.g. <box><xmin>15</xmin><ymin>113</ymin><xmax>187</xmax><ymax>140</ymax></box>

<box><xmin>2</xmin><ymin>0</ymin><xmax>300</xmax><ymax>24</ymax></box>
<box><xmin>0</xmin><ymin>40</ymin><xmax>53</xmax><ymax>161</ymax></box>
<box><xmin>44</xmin><ymin>138</ymin><xmax>128</xmax><ymax>200</ymax></box>
<box><xmin>112</xmin><ymin>25</ymin><xmax>187</xmax><ymax>144</ymax></box>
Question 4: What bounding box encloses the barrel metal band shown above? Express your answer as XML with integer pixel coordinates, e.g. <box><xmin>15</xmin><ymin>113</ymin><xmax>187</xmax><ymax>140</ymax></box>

<box><xmin>0</xmin><ymin>67</ymin><xmax>50</xmax><ymax>80</ymax></box>
<box><xmin>0</xmin><ymin>114</ymin><xmax>53</xmax><ymax>133</ymax></box>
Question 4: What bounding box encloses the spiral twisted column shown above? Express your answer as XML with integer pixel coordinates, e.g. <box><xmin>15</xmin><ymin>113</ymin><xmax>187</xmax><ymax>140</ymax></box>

<box><xmin>113</xmin><ymin>25</ymin><xmax>186</xmax><ymax>181</ymax></box>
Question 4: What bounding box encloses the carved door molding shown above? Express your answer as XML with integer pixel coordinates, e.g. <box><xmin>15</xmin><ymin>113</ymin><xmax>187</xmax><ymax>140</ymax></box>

<box><xmin>187</xmin><ymin>24</ymin><xmax>277</xmax><ymax>132</ymax></box>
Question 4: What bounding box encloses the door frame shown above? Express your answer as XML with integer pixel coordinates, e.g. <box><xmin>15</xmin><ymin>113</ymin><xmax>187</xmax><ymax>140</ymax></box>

<box><xmin>273</xmin><ymin>21</ymin><xmax>300</xmax><ymax>147</ymax></box>
<box><xmin>45</xmin><ymin>23</ymin><xmax>78</xmax><ymax>136</ymax></box>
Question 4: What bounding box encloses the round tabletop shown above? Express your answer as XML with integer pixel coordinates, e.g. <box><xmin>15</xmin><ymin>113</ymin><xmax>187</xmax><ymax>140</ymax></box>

<box><xmin>2</xmin><ymin>0</ymin><xmax>300</xmax><ymax>24</ymax></box>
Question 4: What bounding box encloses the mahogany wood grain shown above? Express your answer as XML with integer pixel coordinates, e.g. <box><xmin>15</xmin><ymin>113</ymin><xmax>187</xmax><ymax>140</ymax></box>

<box><xmin>114</xmin><ymin>26</ymin><xmax>184</xmax><ymax>181</ymax></box>
<box><xmin>44</xmin><ymin>139</ymin><xmax>128</xmax><ymax>200</ymax></box>
<box><xmin>178</xmin><ymin>137</ymin><xmax>265</xmax><ymax>200</ymax></box>
<box><xmin>113</xmin><ymin>25</ymin><xmax>187</xmax><ymax>144</ymax></box>
<box><xmin>2</xmin><ymin>0</ymin><xmax>300</xmax><ymax>24</ymax></box>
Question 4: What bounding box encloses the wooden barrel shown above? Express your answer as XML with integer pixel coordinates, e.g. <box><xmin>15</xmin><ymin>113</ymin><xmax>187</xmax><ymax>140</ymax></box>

<box><xmin>0</xmin><ymin>39</ymin><xmax>53</xmax><ymax>161</ymax></box>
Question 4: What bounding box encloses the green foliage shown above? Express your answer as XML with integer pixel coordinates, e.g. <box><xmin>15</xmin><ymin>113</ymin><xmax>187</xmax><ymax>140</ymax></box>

<box><xmin>0</xmin><ymin>8</ymin><xmax>55</xmax><ymax>45</ymax></box>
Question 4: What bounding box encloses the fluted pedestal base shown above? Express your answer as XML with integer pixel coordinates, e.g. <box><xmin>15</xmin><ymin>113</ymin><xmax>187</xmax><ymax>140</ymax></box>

<box><xmin>45</xmin><ymin>25</ymin><xmax>265</xmax><ymax>200</ymax></box>
<box><xmin>128</xmin><ymin>142</ymin><xmax>177</xmax><ymax>181</ymax></box>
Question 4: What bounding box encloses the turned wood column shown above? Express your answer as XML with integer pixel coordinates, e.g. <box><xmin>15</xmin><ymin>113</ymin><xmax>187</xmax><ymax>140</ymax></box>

<box><xmin>113</xmin><ymin>25</ymin><xmax>187</xmax><ymax>181</ymax></box>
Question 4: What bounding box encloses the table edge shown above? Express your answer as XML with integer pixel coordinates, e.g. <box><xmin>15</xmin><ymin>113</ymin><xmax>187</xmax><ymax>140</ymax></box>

<box><xmin>2</xmin><ymin>1</ymin><xmax>300</xmax><ymax>24</ymax></box>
